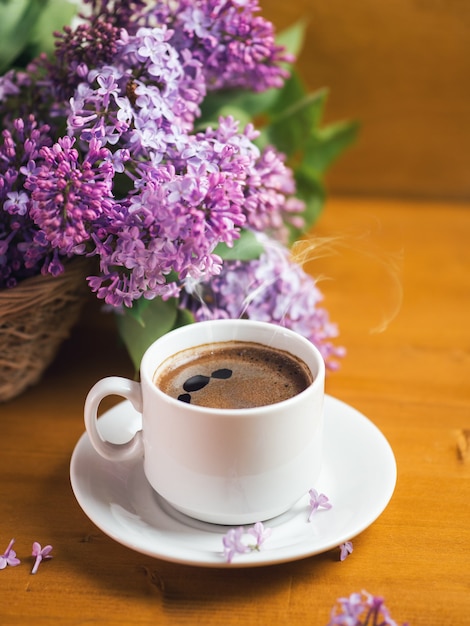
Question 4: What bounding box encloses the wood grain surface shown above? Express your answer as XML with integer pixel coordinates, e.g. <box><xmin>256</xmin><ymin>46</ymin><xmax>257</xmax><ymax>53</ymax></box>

<box><xmin>260</xmin><ymin>0</ymin><xmax>470</xmax><ymax>201</ymax></box>
<box><xmin>1</xmin><ymin>197</ymin><xmax>468</xmax><ymax>625</ymax></box>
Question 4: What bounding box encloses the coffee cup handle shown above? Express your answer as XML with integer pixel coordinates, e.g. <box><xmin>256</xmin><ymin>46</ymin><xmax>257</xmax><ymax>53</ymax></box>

<box><xmin>84</xmin><ymin>376</ymin><xmax>144</xmax><ymax>462</ymax></box>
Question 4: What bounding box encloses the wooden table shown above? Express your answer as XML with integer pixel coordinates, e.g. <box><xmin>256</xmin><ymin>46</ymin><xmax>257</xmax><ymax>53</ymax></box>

<box><xmin>1</xmin><ymin>198</ymin><xmax>469</xmax><ymax>625</ymax></box>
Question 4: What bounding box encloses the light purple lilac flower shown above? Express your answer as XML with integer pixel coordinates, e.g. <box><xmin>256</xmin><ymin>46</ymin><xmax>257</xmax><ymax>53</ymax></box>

<box><xmin>0</xmin><ymin>1</ymin><xmax>299</xmax><ymax>298</ymax></box>
<box><xmin>49</xmin><ymin>0</ymin><xmax>291</xmax><ymax>101</ymax></box>
<box><xmin>0</xmin><ymin>539</ymin><xmax>21</xmax><ymax>569</ymax></box>
<box><xmin>247</xmin><ymin>521</ymin><xmax>273</xmax><ymax>550</ymax></box>
<box><xmin>339</xmin><ymin>541</ymin><xmax>354</xmax><ymax>561</ymax></box>
<box><xmin>139</xmin><ymin>0</ymin><xmax>293</xmax><ymax>93</ymax></box>
<box><xmin>68</xmin><ymin>25</ymin><xmax>206</xmax><ymax>152</ymax></box>
<box><xmin>222</xmin><ymin>522</ymin><xmax>272</xmax><ymax>563</ymax></box>
<box><xmin>183</xmin><ymin>236</ymin><xmax>345</xmax><ymax>370</ymax></box>
<box><xmin>6</xmin><ymin>15</ymin><xmax>296</xmax><ymax>305</ymax></box>
<box><xmin>327</xmin><ymin>590</ymin><xmax>408</xmax><ymax>626</ymax></box>
<box><xmin>201</xmin><ymin>121</ymin><xmax>305</xmax><ymax>242</ymax></box>
<box><xmin>308</xmin><ymin>488</ymin><xmax>333</xmax><ymax>521</ymax></box>
<box><xmin>0</xmin><ymin>0</ymin><xmax>344</xmax><ymax>370</ymax></box>
<box><xmin>26</xmin><ymin>136</ymin><xmax>115</xmax><ymax>258</ymax></box>
<box><xmin>31</xmin><ymin>542</ymin><xmax>53</xmax><ymax>575</ymax></box>
<box><xmin>81</xmin><ymin>112</ymin><xmax>303</xmax><ymax>307</ymax></box>
<box><xmin>0</xmin><ymin>115</ymin><xmax>54</xmax><ymax>287</ymax></box>
<box><xmin>222</xmin><ymin>527</ymin><xmax>250</xmax><ymax>563</ymax></box>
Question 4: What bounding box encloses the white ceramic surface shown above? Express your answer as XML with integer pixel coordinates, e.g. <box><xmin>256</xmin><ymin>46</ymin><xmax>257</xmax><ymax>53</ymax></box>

<box><xmin>70</xmin><ymin>394</ymin><xmax>397</xmax><ymax>568</ymax></box>
<box><xmin>84</xmin><ymin>319</ymin><xmax>326</xmax><ymax>524</ymax></box>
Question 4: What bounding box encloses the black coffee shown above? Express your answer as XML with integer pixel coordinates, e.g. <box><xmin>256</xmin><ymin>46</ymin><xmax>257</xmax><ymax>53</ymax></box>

<box><xmin>154</xmin><ymin>341</ymin><xmax>312</xmax><ymax>409</ymax></box>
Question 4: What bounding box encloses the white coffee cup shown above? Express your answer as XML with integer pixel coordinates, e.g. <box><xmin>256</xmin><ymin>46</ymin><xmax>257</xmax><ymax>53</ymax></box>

<box><xmin>84</xmin><ymin>319</ymin><xmax>325</xmax><ymax>525</ymax></box>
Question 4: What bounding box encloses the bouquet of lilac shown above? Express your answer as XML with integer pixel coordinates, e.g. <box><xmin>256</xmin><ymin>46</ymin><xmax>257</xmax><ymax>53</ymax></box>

<box><xmin>0</xmin><ymin>0</ymin><xmax>357</xmax><ymax>370</ymax></box>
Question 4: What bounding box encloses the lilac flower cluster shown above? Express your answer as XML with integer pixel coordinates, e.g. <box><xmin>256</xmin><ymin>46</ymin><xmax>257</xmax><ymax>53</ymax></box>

<box><xmin>0</xmin><ymin>115</ymin><xmax>54</xmax><ymax>286</ymax></box>
<box><xmin>1</xmin><ymin>1</ymin><xmax>297</xmax><ymax>292</ymax></box>
<box><xmin>327</xmin><ymin>591</ymin><xmax>408</xmax><ymax>626</ymax></box>
<box><xmin>0</xmin><ymin>0</ymin><xmax>344</xmax><ymax>366</ymax></box>
<box><xmin>43</xmin><ymin>0</ymin><xmax>292</xmax><ymax>103</ymax></box>
<box><xmin>308</xmin><ymin>487</ymin><xmax>333</xmax><ymax>519</ymax></box>
<box><xmin>144</xmin><ymin>0</ymin><xmax>294</xmax><ymax>93</ymax></box>
<box><xmin>222</xmin><ymin>521</ymin><xmax>272</xmax><ymax>563</ymax></box>
<box><xmin>183</xmin><ymin>236</ymin><xmax>345</xmax><ymax>369</ymax></box>
<box><xmin>0</xmin><ymin>539</ymin><xmax>20</xmax><ymax>569</ymax></box>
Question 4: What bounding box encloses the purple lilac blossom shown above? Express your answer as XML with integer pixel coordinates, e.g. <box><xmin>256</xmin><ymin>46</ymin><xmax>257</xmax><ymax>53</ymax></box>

<box><xmin>86</xmin><ymin>152</ymin><xmax>247</xmax><ymax>307</ymax></box>
<box><xmin>182</xmin><ymin>236</ymin><xmax>346</xmax><ymax>370</ymax></box>
<box><xmin>308</xmin><ymin>488</ymin><xmax>333</xmax><ymax>520</ymax></box>
<box><xmin>0</xmin><ymin>538</ymin><xmax>21</xmax><ymax>569</ymax></box>
<box><xmin>31</xmin><ymin>542</ymin><xmax>53</xmax><ymax>575</ymax></box>
<box><xmin>26</xmin><ymin>136</ymin><xmax>115</xmax><ymax>258</ymax></box>
<box><xmin>0</xmin><ymin>2</ymin><xmax>298</xmax><ymax>296</ymax></box>
<box><xmin>339</xmin><ymin>541</ymin><xmax>354</xmax><ymax>561</ymax></box>
<box><xmin>222</xmin><ymin>522</ymin><xmax>272</xmax><ymax>562</ymax></box>
<box><xmin>0</xmin><ymin>115</ymin><xmax>53</xmax><ymax>287</ymax></box>
<box><xmin>200</xmin><ymin>120</ymin><xmax>305</xmax><ymax>242</ymax></box>
<box><xmin>50</xmin><ymin>0</ymin><xmax>291</xmax><ymax>98</ymax></box>
<box><xmin>68</xmin><ymin>25</ymin><xmax>207</xmax><ymax>152</ymax></box>
<box><xmin>45</xmin><ymin>13</ymin><xmax>124</xmax><ymax>100</ymax></box>
<box><xmin>247</xmin><ymin>522</ymin><xmax>272</xmax><ymax>550</ymax></box>
<box><xmin>327</xmin><ymin>591</ymin><xmax>407</xmax><ymax>626</ymax></box>
<box><xmin>0</xmin><ymin>0</ymin><xmax>343</xmax><ymax>369</ymax></box>
<box><xmin>134</xmin><ymin>0</ymin><xmax>294</xmax><ymax>92</ymax></box>
<box><xmin>222</xmin><ymin>527</ymin><xmax>249</xmax><ymax>563</ymax></box>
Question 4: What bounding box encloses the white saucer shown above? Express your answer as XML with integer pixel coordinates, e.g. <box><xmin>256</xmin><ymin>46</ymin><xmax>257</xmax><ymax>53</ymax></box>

<box><xmin>70</xmin><ymin>395</ymin><xmax>396</xmax><ymax>568</ymax></box>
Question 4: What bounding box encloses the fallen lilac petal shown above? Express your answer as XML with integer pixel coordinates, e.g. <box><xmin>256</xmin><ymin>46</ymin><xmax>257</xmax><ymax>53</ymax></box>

<box><xmin>0</xmin><ymin>538</ymin><xmax>21</xmax><ymax>569</ymax></box>
<box><xmin>222</xmin><ymin>527</ymin><xmax>249</xmax><ymax>563</ymax></box>
<box><xmin>247</xmin><ymin>521</ymin><xmax>272</xmax><ymax>550</ymax></box>
<box><xmin>339</xmin><ymin>541</ymin><xmax>353</xmax><ymax>561</ymax></box>
<box><xmin>31</xmin><ymin>542</ymin><xmax>53</xmax><ymax>574</ymax></box>
<box><xmin>308</xmin><ymin>488</ymin><xmax>333</xmax><ymax>521</ymax></box>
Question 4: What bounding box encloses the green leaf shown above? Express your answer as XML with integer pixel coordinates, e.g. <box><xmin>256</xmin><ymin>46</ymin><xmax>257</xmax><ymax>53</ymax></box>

<box><xmin>115</xmin><ymin>298</ymin><xmax>179</xmax><ymax>371</ymax></box>
<box><xmin>261</xmin><ymin>80</ymin><xmax>329</xmax><ymax>157</ymax></box>
<box><xmin>304</xmin><ymin>120</ymin><xmax>360</xmax><ymax>175</ymax></box>
<box><xmin>0</xmin><ymin>0</ymin><xmax>77</xmax><ymax>72</ymax></box>
<box><xmin>198</xmin><ymin>88</ymin><xmax>279</xmax><ymax>126</ymax></box>
<box><xmin>214</xmin><ymin>229</ymin><xmax>264</xmax><ymax>261</ymax></box>
<box><xmin>268</xmin><ymin>71</ymin><xmax>327</xmax><ymax>124</ymax></box>
<box><xmin>29</xmin><ymin>0</ymin><xmax>78</xmax><ymax>58</ymax></box>
<box><xmin>294</xmin><ymin>167</ymin><xmax>326</xmax><ymax>236</ymax></box>
<box><xmin>174</xmin><ymin>307</ymin><xmax>195</xmax><ymax>329</ymax></box>
<box><xmin>276</xmin><ymin>20</ymin><xmax>307</xmax><ymax>59</ymax></box>
<box><xmin>0</xmin><ymin>0</ymin><xmax>45</xmax><ymax>72</ymax></box>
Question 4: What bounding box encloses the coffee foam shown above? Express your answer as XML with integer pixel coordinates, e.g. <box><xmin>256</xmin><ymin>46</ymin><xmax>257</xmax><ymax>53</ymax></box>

<box><xmin>154</xmin><ymin>341</ymin><xmax>312</xmax><ymax>409</ymax></box>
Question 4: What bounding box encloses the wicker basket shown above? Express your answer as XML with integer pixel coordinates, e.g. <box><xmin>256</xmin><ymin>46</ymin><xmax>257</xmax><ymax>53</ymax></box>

<box><xmin>0</xmin><ymin>259</ymin><xmax>90</xmax><ymax>402</ymax></box>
